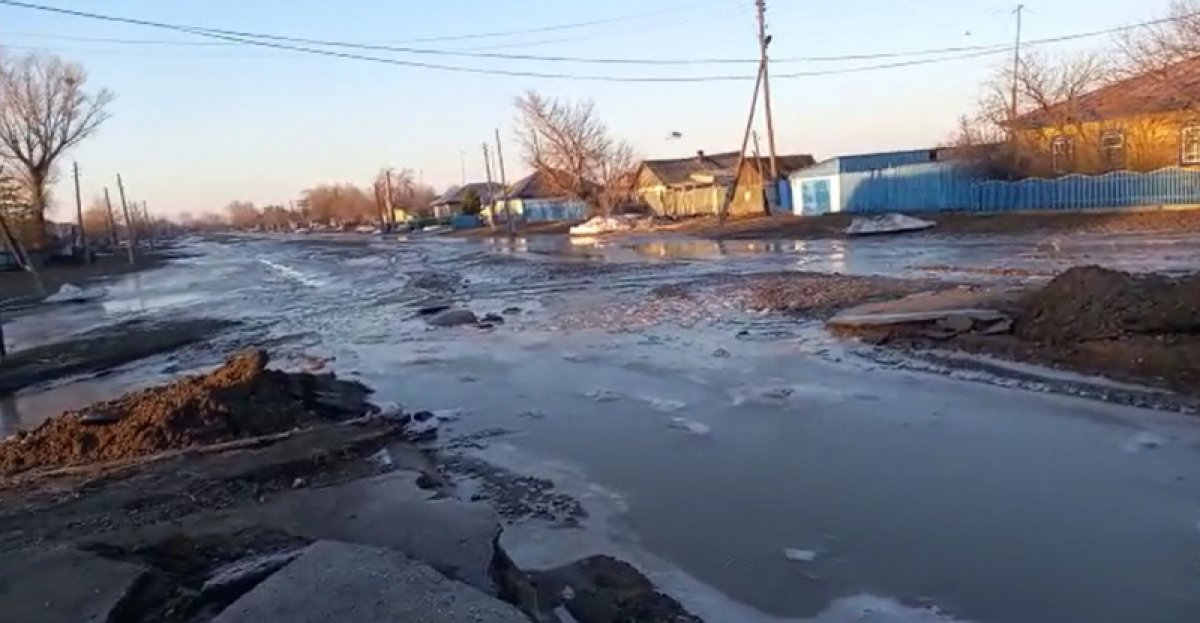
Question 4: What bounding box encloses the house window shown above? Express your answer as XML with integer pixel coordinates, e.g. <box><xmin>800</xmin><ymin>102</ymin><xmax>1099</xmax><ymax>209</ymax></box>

<box><xmin>1182</xmin><ymin>125</ymin><xmax>1200</xmax><ymax>165</ymax></box>
<box><xmin>1051</xmin><ymin>136</ymin><xmax>1074</xmax><ymax>174</ymax></box>
<box><xmin>1100</xmin><ymin>130</ymin><xmax>1125</xmax><ymax>169</ymax></box>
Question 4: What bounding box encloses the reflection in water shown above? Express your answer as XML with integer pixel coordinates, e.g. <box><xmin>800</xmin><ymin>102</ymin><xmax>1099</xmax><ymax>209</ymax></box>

<box><xmin>0</xmin><ymin>397</ymin><xmax>19</xmax><ymax>438</ymax></box>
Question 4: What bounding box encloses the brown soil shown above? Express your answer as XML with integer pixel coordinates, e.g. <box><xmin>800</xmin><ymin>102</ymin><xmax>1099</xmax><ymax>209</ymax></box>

<box><xmin>0</xmin><ymin>349</ymin><xmax>375</xmax><ymax>477</ymax></box>
<box><xmin>1015</xmin><ymin>266</ymin><xmax>1200</xmax><ymax>343</ymax></box>
<box><xmin>647</xmin><ymin>208</ymin><xmax>1200</xmax><ymax>240</ymax></box>
<box><xmin>738</xmin><ymin>272</ymin><xmax>952</xmax><ymax>318</ymax></box>
<box><xmin>840</xmin><ymin>266</ymin><xmax>1200</xmax><ymax>397</ymax></box>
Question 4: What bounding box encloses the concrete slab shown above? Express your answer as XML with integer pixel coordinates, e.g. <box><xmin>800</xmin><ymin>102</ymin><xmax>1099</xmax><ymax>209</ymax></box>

<box><xmin>253</xmin><ymin>471</ymin><xmax>502</xmax><ymax>593</ymax></box>
<box><xmin>211</xmin><ymin>540</ymin><xmax>527</xmax><ymax>623</ymax></box>
<box><xmin>0</xmin><ymin>545</ymin><xmax>147</xmax><ymax>623</ymax></box>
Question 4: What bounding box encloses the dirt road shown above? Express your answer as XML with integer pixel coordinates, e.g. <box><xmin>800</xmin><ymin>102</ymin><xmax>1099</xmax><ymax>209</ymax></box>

<box><xmin>6</xmin><ymin>231</ymin><xmax>1200</xmax><ymax>623</ymax></box>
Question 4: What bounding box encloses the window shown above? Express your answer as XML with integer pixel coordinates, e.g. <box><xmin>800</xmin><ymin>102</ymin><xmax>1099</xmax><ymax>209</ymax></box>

<box><xmin>1050</xmin><ymin>136</ymin><xmax>1075</xmax><ymax>174</ymax></box>
<box><xmin>1182</xmin><ymin>125</ymin><xmax>1200</xmax><ymax>165</ymax></box>
<box><xmin>1100</xmin><ymin>130</ymin><xmax>1125</xmax><ymax>169</ymax></box>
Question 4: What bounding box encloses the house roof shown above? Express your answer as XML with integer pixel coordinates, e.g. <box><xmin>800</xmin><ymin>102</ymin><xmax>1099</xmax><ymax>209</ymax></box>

<box><xmin>432</xmin><ymin>182</ymin><xmax>505</xmax><ymax>206</ymax></box>
<box><xmin>640</xmin><ymin>151</ymin><xmax>814</xmax><ymax>186</ymax></box>
<box><xmin>1013</xmin><ymin>56</ymin><xmax>1200</xmax><ymax>127</ymax></box>
<box><xmin>500</xmin><ymin>170</ymin><xmax>582</xmax><ymax>200</ymax></box>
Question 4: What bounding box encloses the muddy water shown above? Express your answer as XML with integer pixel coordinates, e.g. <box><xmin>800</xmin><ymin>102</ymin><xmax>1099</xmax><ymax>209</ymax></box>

<box><xmin>11</xmin><ymin>233</ymin><xmax>1200</xmax><ymax>622</ymax></box>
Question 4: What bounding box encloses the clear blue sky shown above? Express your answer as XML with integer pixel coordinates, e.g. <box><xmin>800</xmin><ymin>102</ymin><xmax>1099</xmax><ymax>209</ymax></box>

<box><xmin>0</xmin><ymin>0</ymin><xmax>1169</xmax><ymax>218</ymax></box>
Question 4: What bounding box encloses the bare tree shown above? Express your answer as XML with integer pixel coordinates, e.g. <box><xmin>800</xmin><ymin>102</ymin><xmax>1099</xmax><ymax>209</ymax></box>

<box><xmin>950</xmin><ymin>52</ymin><xmax>1111</xmax><ymax>177</ymax></box>
<box><xmin>224</xmin><ymin>200</ymin><xmax>260</xmax><ymax>229</ymax></box>
<box><xmin>0</xmin><ymin>51</ymin><xmax>114</xmax><ymax>245</ymax></box>
<box><xmin>513</xmin><ymin>91</ymin><xmax>638</xmax><ymax>216</ymax></box>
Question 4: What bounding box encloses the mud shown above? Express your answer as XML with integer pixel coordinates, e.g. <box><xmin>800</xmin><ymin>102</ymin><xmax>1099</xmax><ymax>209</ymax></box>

<box><xmin>0</xmin><ymin>349</ymin><xmax>375</xmax><ymax>476</ymax></box>
<box><xmin>737</xmin><ymin>272</ymin><xmax>952</xmax><ymax>318</ymax></box>
<box><xmin>0</xmin><ymin>318</ymin><xmax>237</xmax><ymax>395</ymax></box>
<box><xmin>643</xmin><ymin>208</ymin><xmax>1200</xmax><ymax>240</ymax></box>
<box><xmin>837</xmin><ymin>266</ymin><xmax>1200</xmax><ymax>397</ymax></box>
<box><xmin>530</xmin><ymin>555</ymin><xmax>703</xmax><ymax>623</ymax></box>
<box><xmin>1016</xmin><ymin>265</ymin><xmax>1200</xmax><ymax>343</ymax></box>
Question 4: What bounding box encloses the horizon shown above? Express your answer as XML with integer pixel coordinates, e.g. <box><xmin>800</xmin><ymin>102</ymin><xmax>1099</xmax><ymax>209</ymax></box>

<box><xmin>0</xmin><ymin>0</ymin><xmax>1165</xmax><ymax>220</ymax></box>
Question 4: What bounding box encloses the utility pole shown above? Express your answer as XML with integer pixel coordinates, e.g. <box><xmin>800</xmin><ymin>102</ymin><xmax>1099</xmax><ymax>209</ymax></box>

<box><xmin>459</xmin><ymin>151</ymin><xmax>467</xmax><ymax>186</ymax></box>
<box><xmin>102</xmin><ymin>187</ymin><xmax>119</xmax><ymax>250</ymax></box>
<box><xmin>494</xmin><ymin>128</ymin><xmax>513</xmax><ymax>237</ymax></box>
<box><xmin>142</xmin><ymin>201</ymin><xmax>156</xmax><ymax>249</ymax></box>
<box><xmin>482</xmin><ymin>143</ymin><xmax>496</xmax><ymax>230</ymax></box>
<box><xmin>383</xmin><ymin>168</ymin><xmax>395</xmax><ymax>231</ymax></box>
<box><xmin>751</xmin><ymin>130</ymin><xmax>768</xmax><ymax>215</ymax></box>
<box><xmin>72</xmin><ymin>162</ymin><xmax>89</xmax><ymax>263</ymax></box>
<box><xmin>116</xmin><ymin>174</ymin><xmax>137</xmax><ymax>264</ymax></box>
<box><xmin>755</xmin><ymin>0</ymin><xmax>779</xmax><ymax>180</ymax></box>
<box><xmin>718</xmin><ymin>61</ymin><xmax>765</xmax><ymax>223</ymax></box>
<box><xmin>1010</xmin><ymin>4</ymin><xmax>1025</xmax><ymax>124</ymax></box>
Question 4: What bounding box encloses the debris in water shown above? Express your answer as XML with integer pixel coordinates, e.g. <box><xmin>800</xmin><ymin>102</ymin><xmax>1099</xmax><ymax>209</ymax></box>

<box><xmin>645</xmin><ymin>397</ymin><xmax>686</xmax><ymax>413</ymax></box>
<box><xmin>44</xmin><ymin>283</ymin><xmax>93</xmax><ymax>304</ymax></box>
<box><xmin>1123</xmin><ymin>431</ymin><xmax>1166</xmax><ymax>452</ymax></box>
<box><xmin>712</xmin><ymin>347</ymin><xmax>731</xmax><ymax>358</ymax></box>
<box><xmin>585</xmin><ymin>389</ymin><xmax>622</xmax><ymax>403</ymax></box>
<box><xmin>669</xmin><ymin>417</ymin><xmax>711</xmax><ymax>435</ymax></box>
<box><xmin>367</xmin><ymin>448</ymin><xmax>395</xmax><ymax>468</ymax></box>
<box><xmin>783</xmin><ymin>548</ymin><xmax>818</xmax><ymax>563</ymax></box>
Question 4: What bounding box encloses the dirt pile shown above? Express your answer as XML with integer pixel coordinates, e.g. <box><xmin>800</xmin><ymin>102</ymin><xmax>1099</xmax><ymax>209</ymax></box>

<box><xmin>0</xmin><ymin>350</ymin><xmax>374</xmax><ymax>477</ymax></box>
<box><xmin>1017</xmin><ymin>266</ymin><xmax>1200</xmax><ymax>343</ymax></box>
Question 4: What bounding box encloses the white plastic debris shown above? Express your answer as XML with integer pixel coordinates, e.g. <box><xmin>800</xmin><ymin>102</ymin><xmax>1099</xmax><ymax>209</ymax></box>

<box><xmin>367</xmin><ymin>448</ymin><xmax>395</xmax><ymax>468</ymax></box>
<box><xmin>669</xmin><ymin>417</ymin><xmax>711</xmax><ymax>436</ymax></box>
<box><xmin>569</xmin><ymin>216</ymin><xmax>636</xmax><ymax>236</ymax></box>
<box><xmin>44</xmin><ymin>283</ymin><xmax>91</xmax><ymax>303</ymax></box>
<box><xmin>846</xmin><ymin>213</ymin><xmax>935</xmax><ymax>236</ymax></box>
<box><xmin>585</xmin><ymin>389</ymin><xmax>622</xmax><ymax>402</ymax></box>
<box><xmin>783</xmin><ymin>548</ymin><xmax>818</xmax><ymax>563</ymax></box>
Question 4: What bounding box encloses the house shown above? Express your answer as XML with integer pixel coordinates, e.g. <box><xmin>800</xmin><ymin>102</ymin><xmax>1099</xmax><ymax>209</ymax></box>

<box><xmin>429</xmin><ymin>182</ymin><xmax>504</xmax><ymax>220</ymax></box>
<box><xmin>788</xmin><ymin>148</ymin><xmax>978</xmax><ymax>215</ymax></box>
<box><xmin>485</xmin><ymin>170</ymin><xmax>589</xmax><ymax>223</ymax></box>
<box><xmin>635</xmin><ymin>151</ymin><xmax>813</xmax><ymax>217</ymax></box>
<box><xmin>1011</xmin><ymin>56</ymin><xmax>1200</xmax><ymax>176</ymax></box>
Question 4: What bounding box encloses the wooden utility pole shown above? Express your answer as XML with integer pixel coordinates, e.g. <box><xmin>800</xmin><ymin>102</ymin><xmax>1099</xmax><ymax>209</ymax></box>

<box><xmin>1010</xmin><ymin>4</ymin><xmax>1025</xmax><ymax>126</ymax></box>
<box><xmin>751</xmin><ymin>130</ymin><xmax>769</xmax><ymax>215</ymax></box>
<box><xmin>72</xmin><ymin>162</ymin><xmax>89</xmax><ymax>263</ymax></box>
<box><xmin>755</xmin><ymin>0</ymin><xmax>779</xmax><ymax>179</ymax></box>
<box><xmin>116</xmin><ymin>174</ymin><xmax>137</xmax><ymax>264</ymax></box>
<box><xmin>482</xmin><ymin>143</ymin><xmax>497</xmax><ymax>230</ymax></box>
<box><xmin>102</xmin><ymin>187</ymin><xmax>120</xmax><ymax>250</ymax></box>
<box><xmin>718</xmin><ymin>61</ymin><xmax>765</xmax><ymax>223</ymax></box>
<box><xmin>494</xmin><ymin>128</ymin><xmax>513</xmax><ymax>237</ymax></box>
<box><xmin>383</xmin><ymin>168</ymin><xmax>395</xmax><ymax>231</ymax></box>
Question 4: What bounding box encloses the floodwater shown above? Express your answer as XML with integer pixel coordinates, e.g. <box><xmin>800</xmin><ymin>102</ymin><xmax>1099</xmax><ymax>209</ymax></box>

<box><xmin>8</xmin><ymin>231</ymin><xmax>1200</xmax><ymax>622</ymax></box>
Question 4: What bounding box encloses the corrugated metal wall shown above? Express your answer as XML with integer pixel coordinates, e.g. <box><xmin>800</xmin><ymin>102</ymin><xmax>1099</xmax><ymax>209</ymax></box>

<box><xmin>841</xmin><ymin>162</ymin><xmax>976</xmax><ymax>213</ymax></box>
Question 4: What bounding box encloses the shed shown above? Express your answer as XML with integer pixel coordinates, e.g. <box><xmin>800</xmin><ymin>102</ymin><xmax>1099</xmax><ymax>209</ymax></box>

<box><xmin>788</xmin><ymin>148</ymin><xmax>978</xmax><ymax>215</ymax></box>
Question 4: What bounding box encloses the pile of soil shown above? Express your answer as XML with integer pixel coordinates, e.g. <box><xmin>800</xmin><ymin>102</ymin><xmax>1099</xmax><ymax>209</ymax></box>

<box><xmin>0</xmin><ymin>349</ymin><xmax>374</xmax><ymax>477</ymax></box>
<box><xmin>1017</xmin><ymin>266</ymin><xmax>1200</xmax><ymax>343</ymax></box>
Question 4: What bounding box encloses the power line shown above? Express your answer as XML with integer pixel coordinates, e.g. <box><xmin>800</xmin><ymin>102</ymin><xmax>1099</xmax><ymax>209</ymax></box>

<box><xmin>0</xmin><ymin>1</ymin><xmax>1194</xmax><ymax>81</ymax></box>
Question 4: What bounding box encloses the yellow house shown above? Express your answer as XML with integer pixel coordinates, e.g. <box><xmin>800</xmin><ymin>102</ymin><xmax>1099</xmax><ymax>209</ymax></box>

<box><xmin>1011</xmin><ymin>57</ymin><xmax>1200</xmax><ymax>177</ymax></box>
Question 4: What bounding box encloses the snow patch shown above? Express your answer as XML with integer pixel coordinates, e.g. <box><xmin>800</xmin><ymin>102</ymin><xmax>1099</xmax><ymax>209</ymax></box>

<box><xmin>45</xmin><ymin>283</ymin><xmax>93</xmax><ymax>303</ymax></box>
<box><xmin>584</xmin><ymin>388</ymin><xmax>623</xmax><ymax>402</ymax></box>
<box><xmin>258</xmin><ymin>258</ymin><xmax>327</xmax><ymax>287</ymax></box>
<box><xmin>669</xmin><ymin>417</ymin><xmax>711</xmax><ymax>436</ymax></box>
<box><xmin>1123</xmin><ymin>431</ymin><xmax>1166</xmax><ymax>452</ymax></box>
<box><xmin>846</xmin><ymin>213</ymin><xmax>935</xmax><ymax>236</ymax></box>
<box><xmin>569</xmin><ymin>215</ymin><xmax>637</xmax><ymax>236</ymax></box>
<box><xmin>783</xmin><ymin>548</ymin><xmax>818</xmax><ymax>563</ymax></box>
<box><xmin>643</xmin><ymin>397</ymin><xmax>687</xmax><ymax>412</ymax></box>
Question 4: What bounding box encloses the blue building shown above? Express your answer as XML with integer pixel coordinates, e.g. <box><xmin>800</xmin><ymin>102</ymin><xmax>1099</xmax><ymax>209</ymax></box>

<box><xmin>485</xmin><ymin>171</ymin><xmax>590</xmax><ymax>223</ymax></box>
<box><xmin>788</xmin><ymin>148</ymin><xmax>979</xmax><ymax>215</ymax></box>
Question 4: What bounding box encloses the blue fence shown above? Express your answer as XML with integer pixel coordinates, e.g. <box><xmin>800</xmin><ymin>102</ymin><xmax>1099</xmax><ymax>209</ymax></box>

<box><xmin>971</xmin><ymin>167</ymin><xmax>1200</xmax><ymax>212</ymax></box>
<box><xmin>818</xmin><ymin>165</ymin><xmax>1200</xmax><ymax>215</ymax></box>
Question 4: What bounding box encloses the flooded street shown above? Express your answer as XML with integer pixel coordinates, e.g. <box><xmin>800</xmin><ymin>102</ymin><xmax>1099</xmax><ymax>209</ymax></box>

<box><xmin>8</xmin><ymin>232</ymin><xmax>1200</xmax><ymax>622</ymax></box>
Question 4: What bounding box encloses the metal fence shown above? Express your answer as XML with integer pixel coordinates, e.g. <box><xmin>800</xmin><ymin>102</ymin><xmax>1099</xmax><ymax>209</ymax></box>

<box><xmin>835</xmin><ymin>164</ymin><xmax>1200</xmax><ymax>214</ymax></box>
<box><xmin>971</xmin><ymin>167</ymin><xmax>1200</xmax><ymax>211</ymax></box>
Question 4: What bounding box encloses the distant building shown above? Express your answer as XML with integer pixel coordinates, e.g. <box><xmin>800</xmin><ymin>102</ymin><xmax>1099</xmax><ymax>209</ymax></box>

<box><xmin>634</xmin><ymin>151</ymin><xmax>813</xmax><ymax>217</ymax></box>
<box><xmin>485</xmin><ymin>171</ymin><xmax>589</xmax><ymax>223</ymax></box>
<box><xmin>1011</xmin><ymin>56</ymin><xmax>1200</xmax><ymax>176</ymax></box>
<box><xmin>429</xmin><ymin>182</ymin><xmax>504</xmax><ymax>220</ymax></box>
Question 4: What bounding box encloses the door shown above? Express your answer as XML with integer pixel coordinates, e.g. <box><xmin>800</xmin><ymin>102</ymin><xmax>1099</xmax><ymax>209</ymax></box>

<box><xmin>800</xmin><ymin>179</ymin><xmax>832</xmax><ymax>215</ymax></box>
